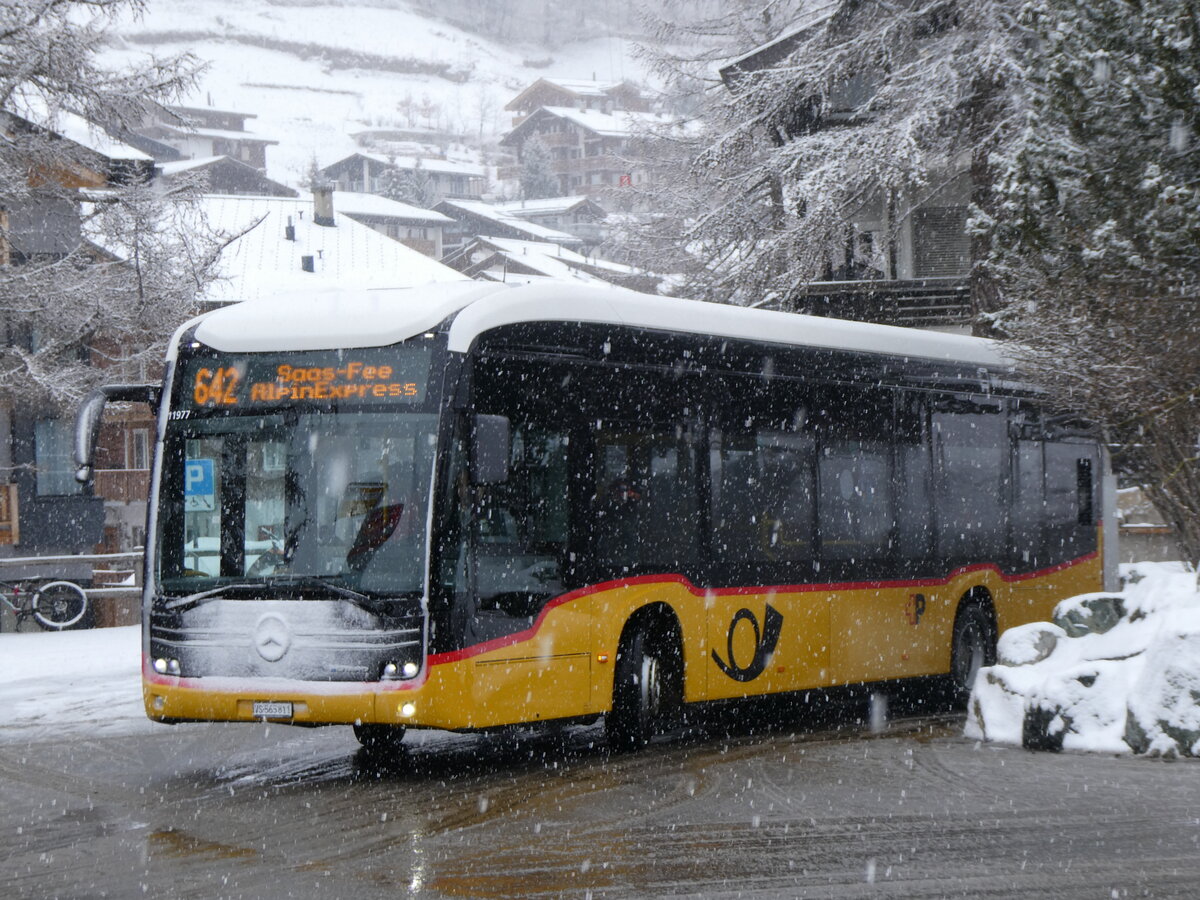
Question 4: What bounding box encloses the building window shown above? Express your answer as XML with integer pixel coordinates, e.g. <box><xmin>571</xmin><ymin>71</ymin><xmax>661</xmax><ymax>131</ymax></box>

<box><xmin>130</xmin><ymin>429</ymin><xmax>150</xmax><ymax>471</ymax></box>
<box><xmin>35</xmin><ymin>419</ymin><xmax>82</xmax><ymax>495</ymax></box>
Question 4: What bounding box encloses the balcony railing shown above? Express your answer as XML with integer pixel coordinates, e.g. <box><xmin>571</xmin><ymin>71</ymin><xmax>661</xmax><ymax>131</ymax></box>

<box><xmin>791</xmin><ymin>276</ymin><xmax>971</xmax><ymax>329</ymax></box>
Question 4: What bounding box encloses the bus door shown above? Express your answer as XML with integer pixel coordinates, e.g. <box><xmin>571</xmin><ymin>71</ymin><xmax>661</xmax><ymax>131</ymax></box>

<box><xmin>452</xmin><ymin>392</ymin><xmax>590</xmax><ymax>725</ymax></box>
<box><xmin>708</xmin><ymin>420</ymin><xmax>829</xmax><ymax>699</ymax></box>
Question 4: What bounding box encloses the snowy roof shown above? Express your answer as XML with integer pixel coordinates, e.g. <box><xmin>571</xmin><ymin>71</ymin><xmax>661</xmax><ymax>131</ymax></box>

<box><xmin>722</xmin><ymin>2</ymin><xmax>840</xmax><ymax>76</ymax></box>
<box><xmin>330</xmin><ymin>191</ymin><xmax>453</xmax><ymax>224</ymax></box>
<box><xmin>1</xmin><ymin>96</ymin><xmax>152</xmax><ymax>163</ymax></box>
<box><xmin>193</xmin><ymin>193</ymin><xmax>466</xmax><ymax>304</ymax></box>
<box><xmin>502</xmin><ymin>107</ymin><xmax>676</xmax><ymax>144</ymax></box>
<box><xmin>172</xmin><ymin>104</ymin><xmax>256</xmax><ymax>120</ymax></box>
<box><xmin>437</xmin><ymin>199</ymin><xmax>583</xmax><ymax>244</ymax></box>
<box><xmin>504</xmin><ymin>77</ymin><xmax>640</xmax><ymax>110</ymax></box>
<box><xmin>328</xmin><ymin>152</ymin><xmax>486</xmax><ymax>178</ymax></box>
<box><xmin>155</xmin><ymin>123</ymin><xmax>278</xmax><ymax>145</ymax></box>
<box><xmin>465</xmin><ymin>237</ymin><xmax>634</xmax><ymax>284</ymax></box>
<box><xmin>190</xmin><ymin>281</ymin><xmax>1014</xmax><ymax>370</ymax></box>
<box><xmin>156</xmin><ymin>155</ymin><xmax>228</xmax><ymax>176</ymax></box>
<box><xmin>492</xmin><ymin>195</ymin><xmax>605</xmax><ymax>217</ymax></box>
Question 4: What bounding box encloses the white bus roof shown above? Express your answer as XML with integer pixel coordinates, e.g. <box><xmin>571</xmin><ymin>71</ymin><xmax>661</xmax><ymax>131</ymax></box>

<box><xmin>192</xmin><ymin>282</ymin><xmax>1013</xmax><ymax>370</ymax></box>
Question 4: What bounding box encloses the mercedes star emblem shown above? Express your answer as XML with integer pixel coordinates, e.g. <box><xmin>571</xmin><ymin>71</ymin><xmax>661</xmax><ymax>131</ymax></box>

<box><xmin>254</xmin><ymin>614</ymin><xmax>291</xmax><ymax>662</ymax></box>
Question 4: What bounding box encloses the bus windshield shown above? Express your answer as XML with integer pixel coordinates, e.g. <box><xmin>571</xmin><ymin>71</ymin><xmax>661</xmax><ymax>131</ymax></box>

<box><xmin>156</xmin><ymin>410</ymin><xmax>439</xmax><ymax>599</ymax></box>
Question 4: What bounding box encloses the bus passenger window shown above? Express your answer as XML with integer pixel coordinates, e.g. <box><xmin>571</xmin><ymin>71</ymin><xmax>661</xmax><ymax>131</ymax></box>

<box><xmin>591</xmin><ymin>428</ymin><xmax>699</xmax><ymax>574</ymax></box>
<box><xmin>1043</xmin><ymin>442</ymin><xmax>1096</xmax><ymax>559</ymax></box>
<box><xmin>818</xmin><ymin>440</ymin><xmax>892</xmax><ymax>562</ymax></box>
<box><xmin>933</xmin><ymin>400</ymin><xmax>1008</xmax><ymax>563</ymax></box>
<box><xmin>711</xmin><ymin>430</ymin><xmax>814</xmax><ymax>563</ymax></box>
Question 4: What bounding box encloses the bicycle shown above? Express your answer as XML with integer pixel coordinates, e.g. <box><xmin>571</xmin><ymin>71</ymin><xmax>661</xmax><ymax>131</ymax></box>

<box><xmin>0</xmin><ymin>579</ymin><xmax>89</xmax><ymax>631</ymax></box>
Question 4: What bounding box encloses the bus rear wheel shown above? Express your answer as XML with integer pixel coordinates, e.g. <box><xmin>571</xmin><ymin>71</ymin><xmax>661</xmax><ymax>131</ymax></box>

<box><xmin>606</xmin><ymin>622</ymin><xmax>680</xmax><ymax>752</ymax></box>
<box><xmin>949</xmin><ymin>603</ymin><xmax>995</xmax><ymax>704</ymax></box>
<box><xmin>353</xmin><ymin>723</ymin><xmax>407</xmax><ymax>754</ymax></box>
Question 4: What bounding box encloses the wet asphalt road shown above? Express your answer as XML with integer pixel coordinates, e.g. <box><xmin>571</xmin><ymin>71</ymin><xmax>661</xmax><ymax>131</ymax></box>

<box><xmin>2</xmin><ymin>703</ymin><xmax>1198</xmax><ymax>899</ymax></box>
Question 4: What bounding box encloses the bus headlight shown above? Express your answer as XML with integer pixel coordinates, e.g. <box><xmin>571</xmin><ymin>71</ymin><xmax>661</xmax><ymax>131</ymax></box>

<box><xmin>402</xmin><ymin>662</ymin><xmax>419</xmax><ymax>678</ymax></box>
<box><xmin>383</xmin><ymin>662</ymin><xmax>398</xmax><ymax>677</ymax></box>
<box><xmin>153</xmin><ymin>658</ymin><xmax>181</xmax><ymax>676</ymax></box>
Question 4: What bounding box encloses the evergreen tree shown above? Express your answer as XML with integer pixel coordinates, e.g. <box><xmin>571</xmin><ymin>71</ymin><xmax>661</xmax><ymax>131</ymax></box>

<box><xmin>623</xmin><ymin>1</ymin><xmax>1028</xmax><ymax>308</ymax></box>
<box><xmin>519</xmin><ymin>136</ymin><xmax>560</xmax><ymax>200</ymax></box>
<box><xmin>985</xmin><ymin>0</ymin><xmax>1200</xmax><ymax>561</ymax></box>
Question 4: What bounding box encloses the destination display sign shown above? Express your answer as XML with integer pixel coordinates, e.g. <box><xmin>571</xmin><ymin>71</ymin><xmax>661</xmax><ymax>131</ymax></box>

<box><xmin>180</xmin><ymin>347</ymin><xmax>432</xmax><ymax>411</ymax></box>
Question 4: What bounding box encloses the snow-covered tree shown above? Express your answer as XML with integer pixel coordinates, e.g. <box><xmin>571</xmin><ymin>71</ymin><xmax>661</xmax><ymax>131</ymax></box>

<box><xmin>0</xmin><ymin>0</ymin><xmax>207</xmax><ymax>407</ymax></box>
<box><xmin>984</xmin><ymin>0</ymin><xmax>1200</xmax><ymax>562</ymax></box>
<box><xmin>379</xmin><ymin>158</ymin><xmax>437</xmax><ymax>209</ymax></box>
<box><xmin>519</xmin><ymin>136</ymin><xmax>559</xmax><ymax>201</ymax></box>
<box><xmin>623</xmin><ymin>1</ymin><xmax>1029</xmax><ymax>309</ymax></box>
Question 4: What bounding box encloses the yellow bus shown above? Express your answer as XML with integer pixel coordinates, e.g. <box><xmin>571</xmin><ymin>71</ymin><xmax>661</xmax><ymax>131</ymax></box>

<box><xmin>76</xmin><ymin>282</ymin><xmax>1115</xmax><ymax>752</ymax></box>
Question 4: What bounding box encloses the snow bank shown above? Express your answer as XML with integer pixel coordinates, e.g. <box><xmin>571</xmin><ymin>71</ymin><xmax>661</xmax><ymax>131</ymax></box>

<box><xmin>966</xmin><ymin>562</ymin><xmax>1200</xmax><ymax>757</ymax></box>
<box><xmin>0</xmin><ymin>625</ymin><xmax>155</xmax><ymax>742</ymax></box>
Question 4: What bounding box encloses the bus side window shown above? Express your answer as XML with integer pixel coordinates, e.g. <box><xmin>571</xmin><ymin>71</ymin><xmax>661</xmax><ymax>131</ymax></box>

<box><xmin>710</xmin><ymin>428</ymin><xmax>815</xmax><ymax>564</ymax></box>
<box><xmin>1044</xmin><ymin>442</ymin><xmax>1097</xmax><ymax>559</ymax></box>
<box><xmin>895</xmin><ymin>393</ymin><xmax>934</xmax><ymax>565</ymax></box>
<box><xmin>591</xmin><ymin>426</ymin><xmax>699</xmax><ymax>575</ymax></box>
<box><xmin>933</xmin><ymin>397</ymin><xmax>1009</xmax><ymax>564</ymax></box>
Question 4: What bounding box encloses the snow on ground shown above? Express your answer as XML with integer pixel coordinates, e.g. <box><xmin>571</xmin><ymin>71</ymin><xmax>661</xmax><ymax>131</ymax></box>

<box><xmin>967</xmin><ymin>561</ymin><xmax>1200</xmax><ymax>757</ymax></box>
<box><xmin>0</xmin><ymin>625</ymin><xmax>156</xmax><ymax>743</ymax></box>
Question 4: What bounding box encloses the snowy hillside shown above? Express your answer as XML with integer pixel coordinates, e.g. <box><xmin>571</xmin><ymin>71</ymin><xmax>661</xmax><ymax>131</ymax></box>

<box><xmin>101</xmin><ymin>0</ymin><xmax>651</xmax><ymax>187</ymax></box>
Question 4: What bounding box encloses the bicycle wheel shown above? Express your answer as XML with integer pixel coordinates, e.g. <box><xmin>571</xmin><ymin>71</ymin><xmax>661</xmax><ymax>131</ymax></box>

<box><xmin>32</xmin><ymin>581</ymin><xmax>88</xmax><ymax>630</ymax></box>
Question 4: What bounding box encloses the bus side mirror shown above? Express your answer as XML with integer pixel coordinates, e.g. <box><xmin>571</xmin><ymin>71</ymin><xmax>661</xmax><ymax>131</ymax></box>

<box><xmin>470</xmin><ymin>414</ymin><xmax>510</xmax><ymax>485</ymax></box>
<box><xmin>74</xmin><ymin>384</ymin><xmax>162</xmax><ymax>484</ymax></box>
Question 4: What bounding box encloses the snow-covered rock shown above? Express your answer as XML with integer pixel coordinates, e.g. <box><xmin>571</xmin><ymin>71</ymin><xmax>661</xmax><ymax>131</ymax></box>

<box><xmin>966</xmin><ymin>562</ymin><xmax>1200</xmax><ymax>756</ymax></box>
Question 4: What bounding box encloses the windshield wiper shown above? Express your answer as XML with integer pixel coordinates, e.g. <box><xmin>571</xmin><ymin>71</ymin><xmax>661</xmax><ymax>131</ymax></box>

<box><xmin>160</xmin><ymin>577</ymin><xmax>394</xmax><ymax>615</ymax></box>
<box><xmin>275</xmin><ymin>576</ymin><xmax>393</xmax><ymax>615</ymax></box>
<box><xmin>161</xmin><ymin>583</ymin><xmax>266</xmax><ymax>613</ymax></box>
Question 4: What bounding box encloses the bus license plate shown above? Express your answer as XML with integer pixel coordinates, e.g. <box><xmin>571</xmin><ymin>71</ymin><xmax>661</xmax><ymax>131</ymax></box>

<box><xmin>252</xmin><ymin>701</ymin><xmax>293</xmax><ymax>718</ymax></box>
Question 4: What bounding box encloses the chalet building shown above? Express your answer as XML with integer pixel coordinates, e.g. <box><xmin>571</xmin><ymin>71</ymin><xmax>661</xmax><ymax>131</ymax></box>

<box><xmin>505</xmin><ymin>78</ymin><xmax>650</xmax><ymax>127</ymax></box>
<box><xmin>499</xmin><ymin>107</ymin><xmax>667</xmax><ymax>198</ymax></box>
<box><xmin>433</xmin><ymin>198</ymin><xmax>584</xmax><ymax>258</ymax></box>
<box><xmin>719</xmin><ymin>20</ymin><xmax>971</xmax><ymax>331</ymax></box>
<box><xmin>0</xmin><ymin>107</ymin><xmax>154</xmax><ymax>571</ymax></box>
<box><xmin>157</xmin><ymin>156</ymin><xmax>298</xmax><ymax>198</ymax></box>
<box><xmin>331</xmin><ymin>191</ymin><xmax>453</xmax><ymax>259</ymax></box>
<box><xmin>320</xmin><ymin>153</ymin><xmax>487</xmax><ymax>204</ymax></box>
<box><xmin>129</xmin><ymin>105</ymin><xmax>278</xmax><ymax>172</ymax></box>
<box><xmin>443</xmin><ymin>235</ymin><xmax>658</xmax><ymax>294</ymax></box>
<box><xmin>491</xmin><ymin>195</ymin><xmax>608</xmax><ymax>250</ymax></box>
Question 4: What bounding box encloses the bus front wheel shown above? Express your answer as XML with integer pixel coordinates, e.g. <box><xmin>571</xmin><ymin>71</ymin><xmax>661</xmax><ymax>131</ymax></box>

<box><xmin>353</xmin><ymin>723</ymin><xmax>407</xmax><ymax>754</ymax></box>
<box><xmin>606</xmin><ymin>622</ymin><xmax>680</xmax><ymax>752</ymax></box>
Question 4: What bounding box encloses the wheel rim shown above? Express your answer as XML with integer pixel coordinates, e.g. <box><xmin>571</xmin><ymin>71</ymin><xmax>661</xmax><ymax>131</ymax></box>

<box><xmin>34</xmin><ymin>585</ymin><xmax>86</xmax><ymax>628</ymax></box>
<box><xmin>639</xmin><ymin>654</ymin><xmax>661</xmax><ymax>725</ymax></box>
<box><xmin>954</xmin><ymin>619</ymin><xmax>984</xmax><ymax>690</ymax></box>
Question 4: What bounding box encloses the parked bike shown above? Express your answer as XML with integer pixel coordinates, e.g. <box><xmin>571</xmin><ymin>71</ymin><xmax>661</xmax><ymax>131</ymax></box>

<box><xmin>0</xmin><ymin>580</ymin><xmax>89</xmax><ymax>631</ymax></box>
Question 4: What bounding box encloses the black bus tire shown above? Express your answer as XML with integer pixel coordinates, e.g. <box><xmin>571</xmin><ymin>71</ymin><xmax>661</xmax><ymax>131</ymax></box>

<box><xmin>353</xmin><ymin>723</ymin><xmax>406</xmax><ymax>753</ymax></box>
<box><xmin>32</xmin><ymin>581</ymin><xmax>89</xmax><ymax>630</ymax></box>
<box><xmin>606</xmin><ymin>623</ymin><xmax>678</xmax><ymax>752</ymax></box>
<box><xmin>949</xmin><ymin>602</ymin><xmax>995</xmax><ymax>704</ymax></box>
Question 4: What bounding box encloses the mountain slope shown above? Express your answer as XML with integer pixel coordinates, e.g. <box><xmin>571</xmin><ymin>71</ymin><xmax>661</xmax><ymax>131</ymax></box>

<box><xmin>103</xmin><ymin>0</ymin><xmax>647</xmax><ymax>187</ymax></box>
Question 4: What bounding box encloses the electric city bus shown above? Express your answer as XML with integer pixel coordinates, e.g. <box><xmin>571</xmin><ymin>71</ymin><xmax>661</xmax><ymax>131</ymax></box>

<box><xmin>75</xmin><ymin>282</ymin><xmax>1116</xmax><ymax>751</ymax></box>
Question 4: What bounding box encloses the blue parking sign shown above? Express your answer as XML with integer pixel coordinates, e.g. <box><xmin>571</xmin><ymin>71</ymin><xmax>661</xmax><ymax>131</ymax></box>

<box><xmin>185</xmin><ymin>459</ymin><xmax>215</xmax><ymax>511</ymax></box>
